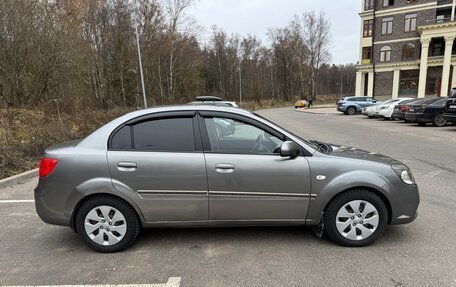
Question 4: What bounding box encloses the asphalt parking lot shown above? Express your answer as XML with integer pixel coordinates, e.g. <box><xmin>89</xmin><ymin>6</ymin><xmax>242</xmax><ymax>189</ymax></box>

<box><xmin>1</xmin><ymin>107</ymin><xmax>456</xmax><ymax>287</ymax></box>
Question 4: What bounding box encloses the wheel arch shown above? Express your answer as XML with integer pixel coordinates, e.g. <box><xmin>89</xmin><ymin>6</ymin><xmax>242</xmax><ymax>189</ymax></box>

<box><xmin>66</xmin><ymin>178</ymin><xmax>146</xmax><ymax>232</ymax></box>
<box><xmin>70</xmin><ymin>193</ymin><xmax>143</xmax><ymax>232</ymax></box>
<box><xmin>323</xmin><ymin>186</ymin><xmax>392</xmax><ymax>224</ymax></box>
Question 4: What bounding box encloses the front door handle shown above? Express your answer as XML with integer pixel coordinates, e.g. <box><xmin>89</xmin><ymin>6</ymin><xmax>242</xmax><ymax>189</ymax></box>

<box><xmin>215</xmin><ymin>163</ymin><xmax>235</xmax><ymax>174</ymax></box>
<box><xmin>117</xmin><ymin>162</ymin><xmax>137</xmax><ymax>171</ymax></box>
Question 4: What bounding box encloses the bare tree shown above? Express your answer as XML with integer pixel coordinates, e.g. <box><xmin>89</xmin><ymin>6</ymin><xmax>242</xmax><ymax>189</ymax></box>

<box><xmin>298</xmin><ymin>11</ymin><xmax>331</xmax><ymax>101</ymax></box>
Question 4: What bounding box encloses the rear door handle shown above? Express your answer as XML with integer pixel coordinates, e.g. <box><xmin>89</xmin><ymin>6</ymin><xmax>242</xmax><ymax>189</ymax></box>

<box><xmin>215</xmin><ymin>163</ymin><xmax>235</xmax><ymax>174</ymax></box>
<box><xmin>117</xmin><ymin>162</ymin><xmax>137</xmax><ymax>171</ymax></box>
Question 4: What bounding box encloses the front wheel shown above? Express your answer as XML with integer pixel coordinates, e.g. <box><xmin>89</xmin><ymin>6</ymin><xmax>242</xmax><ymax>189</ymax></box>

<box><xmin>76</xmin><ymin>195</ymin><xmax>140</xmax><ymax>253</ymax></box>
<box><xmin>324</xmin><ymin>190</ymin><xmax>388</xmax><ymax>247</ymax></box>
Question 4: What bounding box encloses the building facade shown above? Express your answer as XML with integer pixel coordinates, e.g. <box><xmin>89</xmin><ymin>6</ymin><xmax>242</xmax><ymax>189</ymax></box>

<box><xmin>355</xmin><ymin>0</ymin><xmax>456</xmax><ymax>99</ymax></box>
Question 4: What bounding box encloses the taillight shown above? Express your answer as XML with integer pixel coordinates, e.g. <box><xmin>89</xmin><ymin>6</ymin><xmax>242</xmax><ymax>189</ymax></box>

<box><xmin>39</xmin><ymin>158</ymin><xmax>58</xmax><ymax>177</ymax></box>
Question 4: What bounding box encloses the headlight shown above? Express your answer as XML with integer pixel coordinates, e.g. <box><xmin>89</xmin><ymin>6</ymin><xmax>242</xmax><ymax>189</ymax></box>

<box><xmin>392</xmin><ymin>164</ymin><xmax>415</xmax><ymax>185</ymax></box>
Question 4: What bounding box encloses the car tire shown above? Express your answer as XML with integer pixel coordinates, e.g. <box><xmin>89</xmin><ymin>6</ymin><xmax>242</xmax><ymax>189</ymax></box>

<box><xmin>347</xmin><ymin>107</ymin><xmax>356</xmax><ymax>115</ymax></box>
<box><xmin>324</xmin><ymin>189</ymin><xmax>388</xmax><ymax>247</ymax></box>
<box><xmin>433</xmin><ymin>113</ymin><xmax>446</xmax><ymax>127</ymax></box>
<box><xmin>76</xmin><ymin>195</ymin><xmax>140</xmax><ymax>253</ymax></box>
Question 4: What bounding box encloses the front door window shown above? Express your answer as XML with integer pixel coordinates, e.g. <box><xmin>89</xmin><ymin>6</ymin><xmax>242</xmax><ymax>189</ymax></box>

<box><xmin>204</xmin><ymin>117</ymin><xmax>284</xmax><ymax>155</ymax></box>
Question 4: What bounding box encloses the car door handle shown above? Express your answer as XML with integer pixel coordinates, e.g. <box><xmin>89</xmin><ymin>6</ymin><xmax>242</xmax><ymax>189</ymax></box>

<box><xmin>215</xmin><ymin>163</ymin><xmax>235</xmax><ymax>173</ymax></box>
<box><xmin>117</xmin><ymin>162</ymin><xmax>137</xmax><ymax>171</ymax></box>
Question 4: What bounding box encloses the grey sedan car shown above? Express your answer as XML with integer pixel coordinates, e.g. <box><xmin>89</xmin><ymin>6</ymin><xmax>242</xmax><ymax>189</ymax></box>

<box><xmin>35</xmin><ymin>106</ymin><xmax>419</xmax><ymax>252</ymax></box>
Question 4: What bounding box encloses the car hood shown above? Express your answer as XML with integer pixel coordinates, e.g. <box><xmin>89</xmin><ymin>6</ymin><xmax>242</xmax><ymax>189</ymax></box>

<box><xmin>327</xmin><ymin>144</ymin><xmax>401</xmax><ymax>166</ymax></box>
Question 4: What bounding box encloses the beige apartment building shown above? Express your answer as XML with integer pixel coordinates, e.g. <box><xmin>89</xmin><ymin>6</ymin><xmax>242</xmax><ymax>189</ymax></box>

<box><xmin>356</xmin><ymin>0</ymin><xmax>456</xmax><ymax>99</ymax></box>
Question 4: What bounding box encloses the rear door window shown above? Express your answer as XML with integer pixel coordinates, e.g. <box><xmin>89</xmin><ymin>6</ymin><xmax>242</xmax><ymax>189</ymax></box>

<box><xmin>110</xmin><ymin>117</ymin><xmax>196</xmax><ymax>152</ymax></box>
<box><xmin>133</xmin><ymin>118</ymin><xmax>195</xmax><ymax>151</ymax></box>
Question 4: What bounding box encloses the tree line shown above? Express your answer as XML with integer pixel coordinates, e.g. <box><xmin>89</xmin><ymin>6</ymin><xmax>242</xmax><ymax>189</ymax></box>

<box><xmin>0</xmin><ymin>0</ymin><xmax>356</xmax><ymax>112</ymax></box>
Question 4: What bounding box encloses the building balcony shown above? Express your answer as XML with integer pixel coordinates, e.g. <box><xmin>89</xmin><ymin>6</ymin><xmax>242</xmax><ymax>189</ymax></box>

<box><xmin>361</xmin><ymin>59</ymin><xmax>372</xmax><ymax>65</ymax></box>
<box><xmin>437</xmin><ymin>0</ymin><xmax>453</xmax><ymax>5</ymax></box>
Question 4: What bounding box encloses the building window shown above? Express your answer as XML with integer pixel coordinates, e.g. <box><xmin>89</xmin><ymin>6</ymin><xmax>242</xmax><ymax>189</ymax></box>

<box><xmin>363</xmin><ymin>20</ymin><xmax>373</xmax><ymax>37</ymax></box>
<box><xmin>399</xmin><ymin>70</ymin><xmax>419</xmax><ymax>97</ymax></box>
<box><xmin>362</xmin><ymin>47</ymin><xmax>372</xmax><ymax>64</ymax></box>
<box><xmin>362</xmin><ymin>47</ymin><xmax>372</xmax><ymax>59</ymax></box>
<box><xmin>404</xmin><ymin>14</ymin><xmax>417</xmax><ymax>32</ymax></box>
<box><xmin>364</xmin><ymin>0</ymin><xmax>374</xmax><ymax>10</ymax></box>
<box><xmin>382</xmin><ymin>17</ymin><xmax>394</xmax><ymax>35</ymax></box>
<box><xmin>402</xmin><ymin>43</ymin><xmax>416</xmax><ymax>60</ymax></box>
<box><xmin>383</xmin><ymin>0</ymin><xmax>394</xmax><ymax>7</ymax></box>
<box><xmin>380</xmin><ymin>46</ymin><xmax>392</xmax><ymax>62</ymax></box>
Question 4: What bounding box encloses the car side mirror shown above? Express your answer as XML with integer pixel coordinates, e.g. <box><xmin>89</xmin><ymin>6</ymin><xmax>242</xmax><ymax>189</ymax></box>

<box><xmin>372</xmin><ymin>100</ymin><xmax>377</xmax><ymax>103</ymax></box>
<box><xmin>280</xmin><ymin>141</ymin><xmax>300</xmax><ymax>158</ymax></box>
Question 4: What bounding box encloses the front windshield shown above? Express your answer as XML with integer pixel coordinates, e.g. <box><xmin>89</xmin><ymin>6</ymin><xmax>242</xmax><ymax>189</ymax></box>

<box><xmin>253</xmin><ymin>112</ymin><xmax>319</xmax><ymax>150</ymax></box>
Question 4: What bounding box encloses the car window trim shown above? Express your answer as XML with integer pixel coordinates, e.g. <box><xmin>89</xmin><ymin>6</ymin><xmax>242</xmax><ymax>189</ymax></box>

<box><xmin>108</xmin><ymin>111</ymin><xmax>203</xmax><ymax>152</ymax></box>
<box><xmin>197</xmin><ymin>111</ymin><xmax>309</xmax><ymax>157</ymax></box>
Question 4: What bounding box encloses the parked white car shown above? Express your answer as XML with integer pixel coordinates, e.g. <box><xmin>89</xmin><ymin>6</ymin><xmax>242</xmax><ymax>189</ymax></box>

<box><xmin>377</xmin><ymin>98</ymin><xmax>414</xmax><ymax>119</ymax></box>
<box><xmin>362</xmin><ymin>105</ymin><xmax>378</xmax><ymax>118</ymax></box>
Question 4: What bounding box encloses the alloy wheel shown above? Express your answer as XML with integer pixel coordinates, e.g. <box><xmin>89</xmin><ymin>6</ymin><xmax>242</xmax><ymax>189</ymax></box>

<box><xmin>335</xmin><ymin>200</ymin><xmax>379</xmax><ymax>241</ymax></box>
<box><xmin>434</xmin><ymin>114</ymin><xmax>446</xmax><ymax>127</ymax></box>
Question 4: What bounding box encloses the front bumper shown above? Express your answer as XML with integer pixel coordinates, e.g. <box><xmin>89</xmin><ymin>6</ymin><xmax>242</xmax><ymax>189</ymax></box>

<box><xmin>389</xmin><ymin>182</ymin><xmax>420</xmax><ymax>225</ymax></box>
<box><xmin>443</xmin><ymin>113</ymin><xmax>456</xmax><ymax>122</ymax></box>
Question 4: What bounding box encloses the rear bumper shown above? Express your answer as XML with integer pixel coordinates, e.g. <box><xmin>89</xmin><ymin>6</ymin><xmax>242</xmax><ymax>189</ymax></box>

<box><xmin>34</xmin><ymin>179</ymin><xmax>71</xmax><ymax>226</ymax></box>
<box><xmin>378</xmin><ymin>109</ymin><xmax>392</xmax><ymax>118</ymax></box>
<box><xmin>392</xmin><ymin>111</ymin><xmax>405</xmax><ymax>120</ymax></box>
<box><xmin>337</xmin><ymin>106</ymin><xmax>346</xmax><ymax>112</ymax></box>
<box><xmin>404</xmin><ymin>112</ymin><xmax>419</xmax><ymax>122</ymax></box>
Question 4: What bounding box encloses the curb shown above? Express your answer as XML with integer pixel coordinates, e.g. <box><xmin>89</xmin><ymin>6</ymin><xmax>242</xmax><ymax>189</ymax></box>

<box><xmin>294</xmin><ymin>108</ymin><xmax>338</xmax><ymax>115</ymax></box>
<box><xmin>0</xmin><ymin>168</ymin><xmax>38</xmax><ymax>189</ymax></box>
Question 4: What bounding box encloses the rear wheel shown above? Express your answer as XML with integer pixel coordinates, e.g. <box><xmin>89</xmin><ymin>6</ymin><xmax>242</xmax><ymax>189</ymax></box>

<box><xmin>347</xmin><ymin>107</ymin><xmax>356</xmax><ymax>115</ymax></box>
<box><xmin>76</xmin><ymin>195</ymin><xmax>140</xmax><ymax>253</ymax></box>
<box><xmin>433</xmin><ymin>113</ymin><xmax>446</xmax><ymax>127</ymax></box>
<box><xmin>324</xmin><ymin>189</ymin><xmax>388</xmax><ymax>247</ymax></box>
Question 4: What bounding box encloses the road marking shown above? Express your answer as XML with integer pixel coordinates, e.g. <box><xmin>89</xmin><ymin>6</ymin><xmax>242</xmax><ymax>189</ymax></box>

<box><xmin>2</xmin><ymin>277</ymin><xmax>182</xmax><ymax>287</ymax></box>
<box><xmin>0</xmin><ymin>200</ymin><xmax>35</xmax><ymax>203</ymax></box>
<box><xmin>425</xmin><ymin>170</ymin><xmax>446</xmax><ymax>178</ymax></box>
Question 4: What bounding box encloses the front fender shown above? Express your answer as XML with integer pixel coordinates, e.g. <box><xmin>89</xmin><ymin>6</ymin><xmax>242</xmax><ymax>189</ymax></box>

<box><xmin>306</xmin><ymin>170</ymin><xmax>392</xmax><ymax>225</ymax></box>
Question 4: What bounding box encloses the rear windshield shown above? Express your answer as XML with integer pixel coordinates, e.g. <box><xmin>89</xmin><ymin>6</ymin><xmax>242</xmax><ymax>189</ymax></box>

<box><xmin>422</xmin><ymin>97</ymin><xmax>441</xmax><ymax>105</ymax></box>
<box><xmin>430</xmin><ymin>98</ymin><xmax>448</xmax><ymax>106</ymax></box>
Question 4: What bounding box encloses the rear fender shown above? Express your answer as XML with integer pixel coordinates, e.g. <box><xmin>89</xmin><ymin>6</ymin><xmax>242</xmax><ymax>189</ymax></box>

<box><xmin>66</xmin><ymin>177</ymin><xmax>146</xmax><ymax>226</ymax></box>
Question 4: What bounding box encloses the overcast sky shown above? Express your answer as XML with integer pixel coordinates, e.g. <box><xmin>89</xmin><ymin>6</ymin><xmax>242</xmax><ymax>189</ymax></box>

<box><xmin>187</xmin><ymin>0</ymin><xmax>360</xmax><ymax>65</ymax></box>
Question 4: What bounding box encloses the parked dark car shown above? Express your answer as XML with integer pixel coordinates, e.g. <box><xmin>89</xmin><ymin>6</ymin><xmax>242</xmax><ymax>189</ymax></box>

<box><xmin>392</xmin><ymin>99</ymin><xmax>419</xmax><ymax>121</ymax></box>
<box><xmin>405</xmin><ymin>97</ymin><xmax>448</xmax><ymax>126</ymax></box>
<box><xmin>443</xmin><ymin>89</ymin><xmax>456</xmax><ymax>124</ymax></box>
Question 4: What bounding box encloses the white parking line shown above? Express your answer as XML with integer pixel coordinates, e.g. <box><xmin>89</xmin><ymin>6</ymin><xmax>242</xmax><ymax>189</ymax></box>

<box><xmin>2</xmin><ymin>277</ymin><xmax>182</xmax><ymax>287</ymax></box>
<box><xmin>0</xmin><ymin>200</ymin><xmax>35</xmax><ymax>203</ymax></box>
